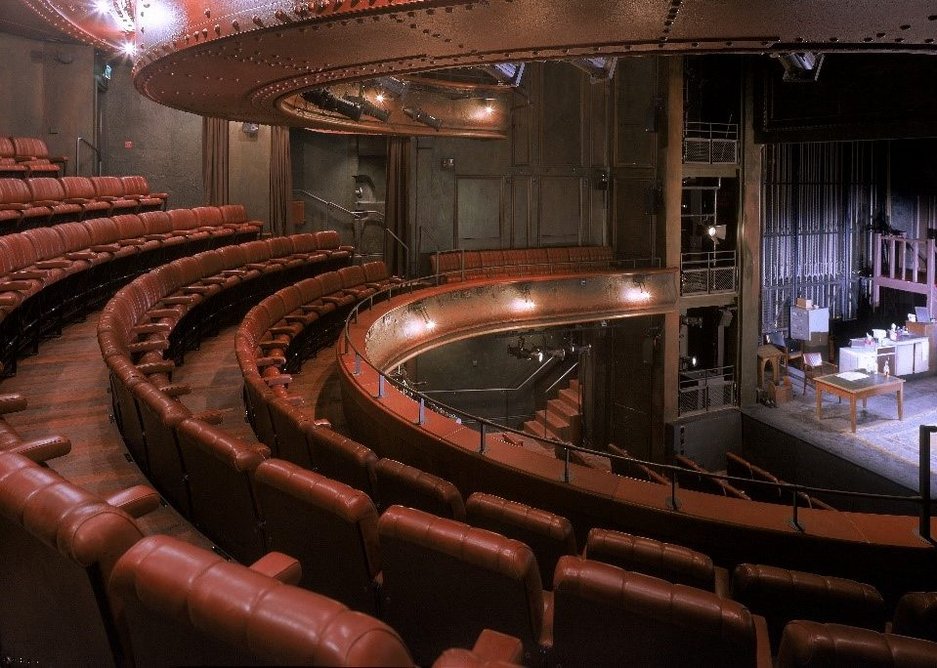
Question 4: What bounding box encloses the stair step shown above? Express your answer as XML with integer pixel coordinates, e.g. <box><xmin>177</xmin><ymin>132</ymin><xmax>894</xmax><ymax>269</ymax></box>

<box><xmin>558</xmin><ymin>387</ymin><xmax>580</xmax><ymax>410</ymax></box>
<box><xmin>522</xmin><ymin>420</ymin><xmax>560</xmax><ymax>443</ymax></box>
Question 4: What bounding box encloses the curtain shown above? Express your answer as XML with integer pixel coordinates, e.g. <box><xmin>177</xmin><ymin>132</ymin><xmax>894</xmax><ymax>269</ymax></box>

<box><xmin>384</xmin><ymin>136</ymin><xmax>411</xmax><ymax>276</ymax></box>
<box><xmin>201</xmin><ymin>117</ymin><xmax>229</xmax><ymax>205</ymax></box>
<box><xmin>269</xmin><ymin>126</ymin><xmax>292</xmax><ymax>237</ymax></box>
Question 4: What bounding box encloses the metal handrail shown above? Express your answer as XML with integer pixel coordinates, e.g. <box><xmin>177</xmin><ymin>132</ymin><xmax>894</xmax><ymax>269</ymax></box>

<box><xmin>75</xmin><ymin>136</ymin><xmax>102</xmax><ymax>176</ymax></box>
<box><xmin>295</xmin><ymin>188</ymin><xmax>410</xmax><ymax>275</ymax></box>
<box><xmin>341</xmin><ymin>274</ymin><xmax>936</xmax><ymax>537</ymax></box>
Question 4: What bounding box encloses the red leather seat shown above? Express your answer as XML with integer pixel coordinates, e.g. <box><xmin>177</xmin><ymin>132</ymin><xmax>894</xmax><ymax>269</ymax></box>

<box><xmin>0</xmin><ymin>177</ymin><xmax>51</xmax><ymax>229</ymax></box>
<box><xmin>0</xmin><ymin>138</ymin><xmax>28</xmax><ymax>177</ymax></box>
<box><xmin>306</xmin><ymin>425</ymin><xmax>378</xmax><ymax>497</ymax></box>
<box><xmin>777</xmin><ymin>620</ymin><xmax>937</xmax><ymax>668</ymax></box>
<box><xmin>119</xmin><ymin>175</ymin><xmax>167</xmax><ymax>211</ymax></box>
<box><xmin>10</xmin><ymin>137</ymin><xmax>63</xmax><ymax>175</ymax></box>
<box><xmin>378</xmin><ymin>505</ymin><xmax>550</xmax><ymax>665</ymax></box>
<box><xmin>89</xmin><ymin>176</ymin><xmax>139</xmax><ymax>213</ymax></box>
<box><xmin>374</xmin><ymin>458</ymin><xmax>466</xmax><ymax>520</ymax></box>
<box><xmin>59</xmin><ymin>176</ymin><xmax>113</xmax><ymax>218</ymax></box>
<box><xmin>108</xmin><ymin>534</ymin><xmax>413</xmax><ymax>667</ymax></box>
<box><xmin>466</xmin><ymin>492</ymin><xmax>577</xmax><ymax>590</ymax></box>
<box><xmin>253</xmin><ymin>459</ymin><xmax>383</xmax><ymax>614</ymax></box>
<box><xmin>552</xmin><ymin>556</ymin><xmax>771</xmax><ymax>668</ymax></box>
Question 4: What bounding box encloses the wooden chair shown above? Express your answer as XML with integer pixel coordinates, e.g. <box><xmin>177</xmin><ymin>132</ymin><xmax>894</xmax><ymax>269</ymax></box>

<box><xmin>802</xmin><ymin>351</ymin><xmax>837</xmax><ymax>395</ymax></box>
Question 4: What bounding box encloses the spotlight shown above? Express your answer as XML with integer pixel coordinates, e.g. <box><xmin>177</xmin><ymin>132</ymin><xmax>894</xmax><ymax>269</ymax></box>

<box><xmin>375</xmin><ymin>76</ymin><xmax>409</xmax><ymax>99</ymax></box>
<box><xmin>404</xmin><ymin>107</ymin><xmax>442</xmax><ymax>130</ymax></box>
<box><xmin>120</xmin><ymin>41</ymin><xmax>136</xmax><ymax>57</ymax></box>
<box><xmin>570</xmin><ymin>57</ymin><xmax>618</xmax><ymax>81</ymax></box>
<box><xmin>480</xmin><ymin>62</ymin><xmax>525</xmax><ymax>87</ymax></box>
<box><xmin>301</xmin><ymin>88</ymin><xmax>363</xmax><ymax>121</ymax></box>
<box><xmin>93</xmin><ymin>0</ymin><xmax>111</xmax><ymax>14</ymax></box>
<box><xmin>484</xmin><ymin>98</ymin><xmax>495</xmax><ymax>115</ymax></box>
<box><xmin>777</xmin><ymin>52</ymin><xmax>824</xmax><ymax>82</ymax></box>
<box><xmin>343</xmin><ymin>95</ymin><xmax>390</xmax><ymax>122</ymax></box>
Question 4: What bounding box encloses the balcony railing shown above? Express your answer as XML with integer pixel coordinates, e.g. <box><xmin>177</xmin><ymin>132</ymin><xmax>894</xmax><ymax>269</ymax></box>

<box><xmin>683</xmin><ymin>121</ymin><xmax>739</xmax><ymax>165</ymax></box>
<box><xmin>681</xmin><ymin>250</ymin><xmax>737</xmax><ymax>295</ymax></box>
<box><xmin>678</xmin><ymin>365</ymin><xmax>736</xmax><ymax>416</ymax></box>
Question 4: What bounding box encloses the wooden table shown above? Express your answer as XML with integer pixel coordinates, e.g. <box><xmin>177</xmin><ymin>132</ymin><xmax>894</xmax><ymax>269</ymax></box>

<box><xmin>814</xmin><ymin>371</ymin><xmax>904</xmax><ymax>433</ymax></box>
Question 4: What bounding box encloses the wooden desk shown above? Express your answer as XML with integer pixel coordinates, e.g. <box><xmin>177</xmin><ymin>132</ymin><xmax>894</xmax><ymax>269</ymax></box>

<box><xmin>814</xmin><ymin>372</ymin><xmax>904</xmax><ymax>433</ymax></box>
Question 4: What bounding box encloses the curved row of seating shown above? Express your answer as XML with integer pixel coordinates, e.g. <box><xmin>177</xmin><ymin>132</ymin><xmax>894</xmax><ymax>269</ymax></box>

<box><xmin>431</xmin><ymin>245</ymin><xmax>616</xmax><ymax>282</ymax></box>
<box><xmin>0</xmin><ymin>205</ymin><xmax>263</xmax><ymax>375</ymax></box>
<box><xmin>0</xmin><ymin>175</ymin><xmax>169</xmax><ymax>233</ymax></box>
<box><xmin>0</xmin><ymin>136</ymin><xmax>67</xmax><ymax>177</ymax></box>
<box><xmin>0</xmin><ymin>447</ymin><xmax>418</xmax><ymax>667</ymax></box>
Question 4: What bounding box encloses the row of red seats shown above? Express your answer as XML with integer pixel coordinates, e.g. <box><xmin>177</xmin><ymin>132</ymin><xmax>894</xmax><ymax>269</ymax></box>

<box><xmin>0</xmin><ymin>175</ymin><xmax>167</xmax><ymax>233</ymax></box>
<box><xmin>0</xmin><ymin>136</ymin><xmax>67</xmax><ymax>177</ymax></box>
<box><xmin>230</xmin><ymin>275</ymin><xmax>937</xmax><ymax>664</ymax></box>
<box><xmin>0</xmin><ymin>205</ymin><xmax>262</xmax><ymax>376</ymax></box>
<box><xmin>0</xmin><ymin>447</ymin><xmax>422</xmax><ymax>666</ymax></box>
<box><xmin>431</xmin><ymin>245</ymin><xmax>616</xmax><ymax>281</ymax></box>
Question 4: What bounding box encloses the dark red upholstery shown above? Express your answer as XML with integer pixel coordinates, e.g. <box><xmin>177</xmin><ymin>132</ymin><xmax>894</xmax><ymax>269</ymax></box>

<box><xmin>374</xmin><ymin>457</ymin><xmax>466</xmax><ymax>519</ymax></box>
<box><xmin>108</xmin><ymin>535</ymin><xmax>413</xmax><ymax>667</ymax></box>
<box><xmin>893</xmin><ymin>592</ymin><xmax>937</xmax><ymax>642</ymax></box>
<box><xmin>306</xmin><ymin>425</ymin><xmax>378</xmax><ymax>496</ymax></box>
<box><xmin>253</xmin><ymin>459</ymin><xmax>382</xmax><ymax>614</ymax></box>
<box><xmin>0</xmin><ymin>451</ymin><xmax>147</xmax><ymax>666</ymax></box>
<box><xmin>731</xmin><ymin>563</ymin><xmax>886</xmax><ymax>651</ymax></box>
<box><xmin>465</xmin><ymin>492</ymin><xmax>577</xmax><ymax>590</ymax></box>
<box><xmin>377</xmin><ymin>505</ymin><xmax>549</xmax><ymax>665</ymax></box>
<box><xmin>777</xmin><ymin>620</ymin><xmax>937</xmax><ymax>668</ymax></box>
<box><xmin>584</xmin><ymin>527</ymin><xmax>725</xmax><ymax>594</ymax></box>
<box><xmin>552</xmin><ymin>556</ymin><xmax>771</xmax><ymax>668</ymax></box>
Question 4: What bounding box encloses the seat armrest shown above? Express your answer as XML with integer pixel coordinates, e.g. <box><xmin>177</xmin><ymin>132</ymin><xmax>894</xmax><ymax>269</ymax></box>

<box><xmin>0</xmin><ymin>280</ymin><xmax>35</xmax><ymax>291</ymax></box>
<box><xmin>268</xmin><ymin>325</ymin><xmax>296</xmax><ymax>336</ymax></box>
<box><xmin>158</xmin><ymin>383</ymin><xmax>190</xmax><ymax>398</ymax></box>
<box><xmin>264</xmin><ymin>374</ymin><xmax>292</xmax><ymax>387</ymax></box>
<box><xmin>472</xmin><ymin>630</ymin><xmax>524</xmax><ymax>664</ymax></box>
<box><xmin>255</xmin><ymin>355</ymin><xmax>286</xmax><ymax>369</ymax></box>
<box><xmin>160</xmin><ymin>295</ymin><xmax>198</xmax><ymax>305</ymax></box>
<box><xmin>193</xmin><ymin>409</ymin><xmax>225</xmax><ymax>425</ymax></box>
<box><xmin>131</xmin><ymin>322</ymin><xmax>172</xmax><ymax>336</ymax></box>
<box><xmin>65</xmin><ymin>251</ymin><xmax>96</xmax><ymax>261</ymax></box>
<box><xmin>0</xmin><ymin>393</ymin><xmax>28</xmax><ymax>414</ymax></box>
<box><xmin>8</xmin><ymin>435</ymin><xmax>72</xmax><ymax>463</ymax></box>
<box><xmin>146</xmin><ymin>308</ymin><xmax>180</xmax><ymax>319</ymax></box>
<box><xmin>34</xmin><ymin>260</ymin><xmax>72</xmax><ymax>269</ymax></box>
<box><xmin>127</xmin><ymin>339</ymin><xmax>169</xmax><ymax>353</ymax></box>
<box><xmin>90</xmin><ymin>244</ymin><xmax>121</xmax><ymax>253</ymax></box>
<box><xmin>136</xmin><ymin>360</ymin><xmax>175</xmax><ymax>376</ymax></box>
<box><xmin>106</xmin><ymin>485</ymin><xmax>161</xmax><ymax>518</ymax></box>
<box><xmin>10</xmin><ymin>271</ymin><xmax>46</xmax><ymax>281</ymax></box>
<box><xmin>249</xmin><ymin>552</ymin><xmax>302</xmax><ymax>585</ymax></box>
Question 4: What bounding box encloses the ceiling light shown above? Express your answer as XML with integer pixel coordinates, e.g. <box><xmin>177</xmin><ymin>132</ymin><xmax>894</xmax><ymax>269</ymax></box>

<box><xmin>404</xmin><ymin>107</ymin><xmax>442</xmax><ymax>130</ymax></box>
<box><xmin>481</xmin><ymin>62</ymin><xmax>525</xmax><ymax>87</ymax></box>
<box><xmin>375</xmin><ymin>76</ymin><xmax>408</xmax><ymax>99</ymax></box>
<box><xmin>301</xmin><ymin>88</ymin><xmax>363</xmax><ymax>121</ymax></box>
<box><xmin>343</xmin><ymin>95</ymin><xmax>390</xmax><ymax>122</ymax></box>
<box><xmin>777</xmin><ymin>52</ymin><xmax>824</xmax><ymax>82</ymax></box>
<box><xmin>484</xmin><ymin>99</ymin><xmax>495</xmax><ymax>114</ymax></box>
<box><xmin>570</xmin><ymin>57</ymin><xmax>618</xmax><ymax>81</ymax></box>
<box><xmin>120</xmin><ymin>41</ymin><xmax>137</xmax><ymax>57</ymax></box>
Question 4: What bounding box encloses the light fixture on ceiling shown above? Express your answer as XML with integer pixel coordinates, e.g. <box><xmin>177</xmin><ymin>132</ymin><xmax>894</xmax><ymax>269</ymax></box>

<box><xmin>343</xmin><ymin>95</ymin><xmax>390</xmax><ymax>122</ymax></box>
<box><xmin>375</xmin><ymin>76</ymin><xmax>409</xmax><ymax>99</ymax></box>
<box><xmin>777</xmin><ymin>52</ymin><xmax>824</xmax><ymax>82</ymax></box>
<box><xmin>404</xmin><ymin>107</ymin><xmax>442</xmax><ymax>130</ymax></box>
<box><xmin>301</xmin><ymin>88</ymin><xmax>363</xmax><ymax>121</ymax></box>
<box><xmin>480</xmin><ymin>62</ymin><xmax>525</xmax><ymax>87</ymax></box>
<box><xmin>484</xmin><ymin>98</ymin><xmax>496</xmax><ymax>115</ymax></box>
<box><xmin>570</xmin><ymin>56</ymin><xmax>618</xmax><ymax>81</ymax></box>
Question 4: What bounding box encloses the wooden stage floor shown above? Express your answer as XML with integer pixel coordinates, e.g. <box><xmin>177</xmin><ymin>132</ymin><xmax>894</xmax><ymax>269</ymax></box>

<box><xmin>743</xmin><ymin>369</ymin><xmax>937</xmax><ymax>496</ymax></box>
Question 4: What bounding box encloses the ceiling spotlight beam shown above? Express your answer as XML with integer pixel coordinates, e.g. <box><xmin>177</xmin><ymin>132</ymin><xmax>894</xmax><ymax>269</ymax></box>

<box><xmin>404</xmin><ymin>107</ymin><xmax>442</xmax><ymax>130</ymax></box>
<box><xmin>777</xmin><ymin>52</ymin><xmax>825</xmax><ymax>82</ymax></box>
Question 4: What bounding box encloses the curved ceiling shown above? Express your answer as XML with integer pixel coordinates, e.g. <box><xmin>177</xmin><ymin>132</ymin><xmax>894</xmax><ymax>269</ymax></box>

<box><xmin>14</xmin><ymin>1</ymin><xmax>937</xmax><ymax>136</ymax></box>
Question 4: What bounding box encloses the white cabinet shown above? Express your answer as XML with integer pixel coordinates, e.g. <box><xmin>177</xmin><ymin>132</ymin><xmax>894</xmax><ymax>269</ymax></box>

<box><xmin>838</xmin><ymin>337</ymin><xmax>929</xmax><ymax>376</ymax></box>
<box><xmin>790</xmin><ymin>306</ymin><xmax>829</xmax><ymax>341</ymax></box>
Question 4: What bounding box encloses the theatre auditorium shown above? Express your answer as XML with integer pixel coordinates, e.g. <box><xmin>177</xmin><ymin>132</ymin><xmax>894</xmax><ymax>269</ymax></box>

<box><xmin>3</xmin><ymin>1</ymin><xmax>937</xmax><ymax>665</ymax></box>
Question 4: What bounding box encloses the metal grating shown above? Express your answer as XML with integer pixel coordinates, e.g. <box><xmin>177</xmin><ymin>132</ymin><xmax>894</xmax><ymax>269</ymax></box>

<box><xmin>761</xmin><ymin>142</ymin><xmax>885</xmax><ymax>334</ymax></box>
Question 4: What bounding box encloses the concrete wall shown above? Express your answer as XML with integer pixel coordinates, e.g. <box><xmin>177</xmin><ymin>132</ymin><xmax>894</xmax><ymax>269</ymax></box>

<box><xmin>0</xmin><ymin>32</ymin><xmax>94</xmax><ymax>170</ymax></box>
<box><xmin>229</xmin><ymin>122</ymin><xmax>271</xmax><ymax>225</ymax></box>
<box><xmin>101</xmin><ymin>62</ymin><xmax>203</xmax><ymax>209</ymax></box>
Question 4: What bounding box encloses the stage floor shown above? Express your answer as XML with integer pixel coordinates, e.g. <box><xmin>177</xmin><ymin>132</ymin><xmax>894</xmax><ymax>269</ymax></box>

<box><xmin>742</xmin><ymin>370</ymin><xmax>937</xmax><ymax>495</ymax></box>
